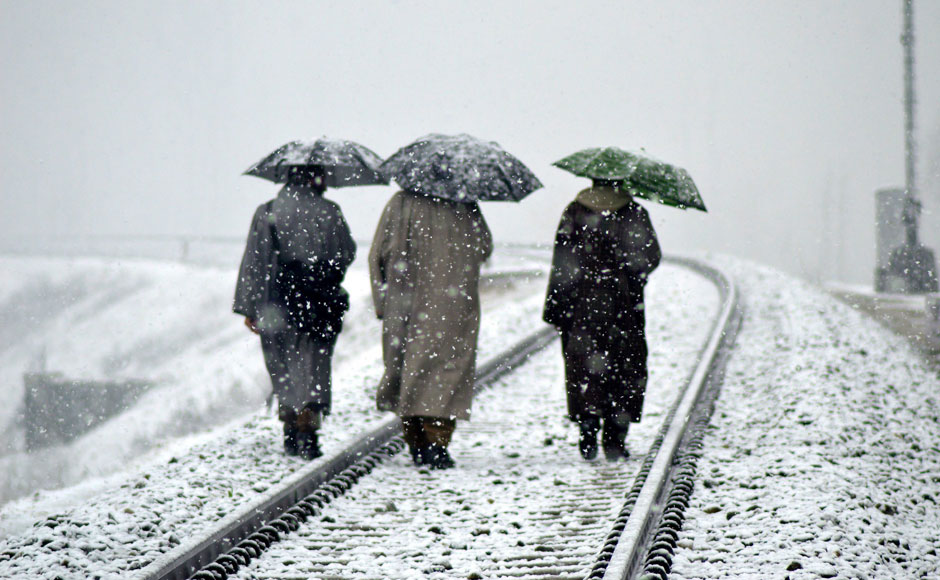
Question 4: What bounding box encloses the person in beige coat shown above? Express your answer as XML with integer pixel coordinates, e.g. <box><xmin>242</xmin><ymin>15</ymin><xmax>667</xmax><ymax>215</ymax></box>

<box><xmin>369</xmin><ymin>189</ymin><xmax>493</xmax><ymax>469</ymax></box>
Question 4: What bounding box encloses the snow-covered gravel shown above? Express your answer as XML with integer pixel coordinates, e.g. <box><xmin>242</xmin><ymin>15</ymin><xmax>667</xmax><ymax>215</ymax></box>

<box><xmin>670</xmin><ymin>257</ymin><xmax>940</xmax><ymax>580</ymax></box>
<box><xmin>0</xmin><ymin>259</ymin><xmax>718</xmax><ymax>580</ymax></box>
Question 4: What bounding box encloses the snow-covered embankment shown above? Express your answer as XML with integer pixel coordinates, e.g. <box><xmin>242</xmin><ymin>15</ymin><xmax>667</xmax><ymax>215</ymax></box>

<box><xmin>671</xmin><ymin>257</ymin><xmax>940</xmax><ymax>579</ymax></box>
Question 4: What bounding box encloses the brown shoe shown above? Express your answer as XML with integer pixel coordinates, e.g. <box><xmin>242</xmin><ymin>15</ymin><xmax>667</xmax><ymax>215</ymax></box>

<box><xmin>296</xmin><ymin>405</ymin><xmax>323</xmax><ymax>432</ymax></box>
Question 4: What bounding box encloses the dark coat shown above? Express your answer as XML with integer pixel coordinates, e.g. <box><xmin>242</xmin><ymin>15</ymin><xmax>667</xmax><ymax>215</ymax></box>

<box><xmin>234</xmin><ymin>185</ymin><xmax>356</xmax><ymax>341</ymax></box>
<box><xmin>543</xmin><ymin>189</ymin><xmax>660</xmax><ymax>422</ymax></box>
<box><xmin>233</xmin><ymin>185</ymin><xmax>356</xmax><ymax>415</ymax></box>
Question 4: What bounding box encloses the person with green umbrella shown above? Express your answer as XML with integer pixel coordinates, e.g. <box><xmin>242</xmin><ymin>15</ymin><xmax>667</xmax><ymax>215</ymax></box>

<box><xmin>544</xmin><ymin>146</ymin><xmax>704</xmax><ymax>461</ymax></box>
<box><xmin>234</xmin><ymin>137</ymin><xmax>387</xmax><ymax>460</ymax></box>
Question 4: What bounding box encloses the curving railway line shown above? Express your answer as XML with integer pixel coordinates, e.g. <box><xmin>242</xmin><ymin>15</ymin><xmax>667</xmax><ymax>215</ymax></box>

<box><xmin>133</xmin><ymin>257</ymin><xmax>740</xmax><ymax>580</ymax></box>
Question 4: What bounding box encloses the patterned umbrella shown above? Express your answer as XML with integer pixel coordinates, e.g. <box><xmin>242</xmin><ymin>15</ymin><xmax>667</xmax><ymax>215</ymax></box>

<box><xmin>380</xmin><ymin>133</ymin><xmax>543</xmax><ymax>203</ymax></box>
<box><xmin>243</xmin><ymin>138</ymin><xmax>388</xmax><ymax>188</ymax></box>
<box><xmin>553</xmin><ymin>146</ymin><xmax>707</xmax><ymax>212</ymax></box>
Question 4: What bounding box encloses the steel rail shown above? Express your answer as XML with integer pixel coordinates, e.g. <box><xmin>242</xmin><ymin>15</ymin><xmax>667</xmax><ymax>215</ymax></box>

<box><xmin>598</xmin><ymin>256</ymin><xmax>743</xmax><ymax>580</ymax></box>
<box><xmin>133</xmin><ymin>325</ymin><xmax>557</xmax><ymax>580</ymax></box>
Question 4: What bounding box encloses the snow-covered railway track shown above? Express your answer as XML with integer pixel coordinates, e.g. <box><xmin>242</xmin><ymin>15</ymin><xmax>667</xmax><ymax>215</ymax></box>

<box><xmin>596</xmin><ymin>258</ymin><xmax>741</xmax><ymax>580</ymax></box>
<box><xmin>136</xmin><ymin>258</ymin><xmax>737</xmax><ymax>580</ymax></box>
<box><xmin>137</xmin><ymin>327</ymin><xmax>558</xmax><ymax>580</ymax></box>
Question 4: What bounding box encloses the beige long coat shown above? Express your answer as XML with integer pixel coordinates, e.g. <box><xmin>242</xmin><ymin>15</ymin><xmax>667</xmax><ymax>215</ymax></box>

<box><xmin>369</xmin><ymin>190</ymin><xmax>493</xmax><ymax>421</ymax></box>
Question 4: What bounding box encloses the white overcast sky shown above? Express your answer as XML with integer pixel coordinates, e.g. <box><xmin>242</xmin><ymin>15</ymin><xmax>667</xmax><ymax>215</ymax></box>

<box><xmin>2</xmin><ymin>0</ymin><xmax>939</xmax><ymax>284</ymax></box>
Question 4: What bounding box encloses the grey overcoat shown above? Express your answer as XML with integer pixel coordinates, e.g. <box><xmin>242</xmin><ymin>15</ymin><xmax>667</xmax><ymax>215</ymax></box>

<box><xmin>234</xmin><ymin>185</ymin><xmax>356</xmax><ymax>414</ymax></box>
<box><xmin>369</xmin><ymin>190</ymin><xmax>493</xmax><ymax>421</ymax></box>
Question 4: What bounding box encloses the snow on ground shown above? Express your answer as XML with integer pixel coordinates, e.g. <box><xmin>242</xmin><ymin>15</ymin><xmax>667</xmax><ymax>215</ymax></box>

<box><xmin>7</xmin><ymin>253</ymin><xmax>935</xmax><ymax>579</ymax></box>
<box><xmin>0</xmin><ymin>249</ymin><xmax>552</xmax><ymax>576</ymax></box>
<box><xmin>0</xmin><ymin>259</ymin><xmax>717</xmax><ymax>580</ymax></box>
<box><xmin>671</xmin><ymin>257</ymin><xmax>940</xmax><ymax>580</ymax></box>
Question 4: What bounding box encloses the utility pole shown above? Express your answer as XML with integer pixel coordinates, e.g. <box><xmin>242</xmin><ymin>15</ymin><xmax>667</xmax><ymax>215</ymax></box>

<box><xmin>882</xmin><ymin>0</ymin><xmax>938</xmax><ymax>293</ymax></box>
<box><xmin>901</xmin><ymin>0</ymin><xmax>920</xmax><ymax>247</ymax></box>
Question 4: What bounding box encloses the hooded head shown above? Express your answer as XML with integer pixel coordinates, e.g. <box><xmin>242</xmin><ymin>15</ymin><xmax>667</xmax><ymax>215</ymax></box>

<box><xmin>575</xmin><ymin>179</ymin><xmax>633</xmax><ymax>212</ymax></box>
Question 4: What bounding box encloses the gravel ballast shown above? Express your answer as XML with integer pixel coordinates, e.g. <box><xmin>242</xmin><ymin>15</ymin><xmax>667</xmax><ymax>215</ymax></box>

<box><xmin>670</xmin><ymin>258</ymin><xmax>940</xmax><ymax>580</ymax></box>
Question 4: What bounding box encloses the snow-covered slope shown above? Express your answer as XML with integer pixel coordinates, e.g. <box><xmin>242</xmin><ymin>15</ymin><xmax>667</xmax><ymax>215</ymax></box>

<box><xmin>0</xmin><ymin>256</ymin><xmax>374</xmax><ymax>507</ymax></box>
<box><xmin>671</xmin><ymin>257</ymin><xmax>940</xmax><ymax>579</ymax></box>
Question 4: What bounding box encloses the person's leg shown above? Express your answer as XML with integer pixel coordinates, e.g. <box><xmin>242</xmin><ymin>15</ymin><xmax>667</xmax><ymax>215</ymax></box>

<box><xmin>261</xmin><ymin>332</ymin><xmax>302</xmax><ymax>455</ymax></box>
<box><xmin>422</xmin><ymin>417</ymin><xmax>455</xmax><ymax>446</ymax></box>
<box><xmin>561</xmin><ymin>332</ymin><xmax>585</xmax><ymax>421</ymax></box>
<box><xmin>562</xmin><ymin>331</ymin><xmax>603</xmax><ymax>460</ymax></box>
<box><xmin>602</xmin><ymin>325</ymin><xmax>648</xmax><ymax>460</ymax></box>
<box><xmin>601</xmin><ymin>412</ymin><xmax>630</xmax><ymax>460</ymax></box>
<box><xmin>279</xmin><ymin>406</ymin><xmax>299</xmax><ymax>456</ymax></box>
<box><xmin>277</xmin><ymin>334</ymin><xmax>333</xmax><ymax>460</ymax></box>
<box><xmin>578</xmin><ymin>415</ymin><xmax>602</xmax><ymax>460</ymax></box>
<box><xmin>401</xmin><ymin>417</ymin><xmax>429</xmax><ymax>465</ymax></box>
<box><xmin>305</xmin><ymin>339</ymin><xmax>334</xmax><ymax>415</ymax></box>
<box><xmin>295</xmin><ymin>403</ymin><xmax>324</xmax><ymax>460</ymax></box>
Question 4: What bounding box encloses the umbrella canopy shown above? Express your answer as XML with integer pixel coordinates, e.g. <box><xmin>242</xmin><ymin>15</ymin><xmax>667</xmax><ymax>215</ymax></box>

<box><xmin>243</xmin><ymin>138</ymin><xmax>389</xmax><ymax>188</ymax></box>
<box><xmin>552</xmin><ymin>146</ymin><xmax>707</xmax><ymax>212</ymax></box>
<box><xmin>380</xmin><ymin>133</ymin><xmax>543</xmax><ymax>203</ymax></box>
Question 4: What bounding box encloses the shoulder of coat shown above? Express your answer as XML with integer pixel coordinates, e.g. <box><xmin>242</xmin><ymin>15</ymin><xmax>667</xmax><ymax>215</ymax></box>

<box><xmin>564</xmin><ymin>200</ymin><xmax>584</xmax><ymax>214</ymax></box>
<box><xmin>318</xmin><ymin>196</ymin><xmax>342</xmax><ymax>211</ymax></box>
<box><xmin>380</xmin><ymin>190</ymin><xmax>402</xmax><ymax>211</ymax></box>
<box><xmin>253</xmin><ymin>200</ymin><xmax>275</xmax><ymax>218</ymax></box>
<box><xmin>629</xmin><ymin>200</ymin><xmax>650</xmax><ymax>217</ymax></box>
<box><xmin>609</xmin><ymin>198</ymin><xmax>640</xmax><ymax>214</ymax></box>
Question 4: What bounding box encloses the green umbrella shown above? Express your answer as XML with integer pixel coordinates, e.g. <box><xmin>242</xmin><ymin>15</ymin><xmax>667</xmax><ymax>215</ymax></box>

<box><xmin>552</xmin><ymin>146</ymin><xmax>707</xmax><ymax>212</ymax></box>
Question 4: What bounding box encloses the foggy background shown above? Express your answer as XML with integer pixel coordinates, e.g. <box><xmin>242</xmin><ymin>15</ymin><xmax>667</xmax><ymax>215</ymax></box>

<box><xmin>2</xmin><ymin>0</ymin><xmax>939</xmax><ymax>285</ymax></box>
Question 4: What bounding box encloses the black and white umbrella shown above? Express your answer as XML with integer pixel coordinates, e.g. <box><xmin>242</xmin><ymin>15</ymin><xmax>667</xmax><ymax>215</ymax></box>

<box><xmin>380</xmin><ymin>133</ymin><xmax>542</xmax><ymax>203</ymax></box>
<box><xmin>243</xmin><ymin>137</ymin><xmax>388</xmax><ymax>188</ymax></box>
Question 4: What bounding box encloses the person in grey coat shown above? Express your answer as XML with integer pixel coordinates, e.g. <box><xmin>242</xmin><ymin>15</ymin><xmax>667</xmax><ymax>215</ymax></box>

<box><xmin>234</xmin><ymin>167</ymin><xmax>356</xmax><ymax>459</ymax></box>
<box><xmin>543</xmin><ymin>179</ymin><xmax>660</xmax><ymax>461</ymax></box>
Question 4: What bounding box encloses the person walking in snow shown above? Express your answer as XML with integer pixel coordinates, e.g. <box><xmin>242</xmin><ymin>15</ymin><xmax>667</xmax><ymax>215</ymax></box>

<box><xmin>234</xmin><ymin>166</ymin><xmax>356</xmax><ymax>460</ymax></box>
<box><xmin>543</xmin><ymin>179</ymin><xmax>661</xmax><ymax>461</ymax></box>
<box><xmin>368</xmin><ymin>190</ymin><xmax>493</xmax><ymax>470</ymax></box>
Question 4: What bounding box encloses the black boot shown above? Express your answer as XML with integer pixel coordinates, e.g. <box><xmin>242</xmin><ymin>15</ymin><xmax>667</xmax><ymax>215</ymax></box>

<box><xmin>602</xmin><ymin>418</ymin><xmax>630</xmax><ymax>461</ymax></box>
<box><xmin>424</xmin><ymin>444</ymin><xmax>456</xmax><ymax>470</ymax></box>
<box><xmin>283</xmin><ymin>424</ymin><xmax>299</xmax><ymax>456</ymax></box>
<box><xmin>297</xmin><ymin>430</ymin><xmax>323</xmax><ymax>460</ymax></box>
<box><xmin>410</xmin><ymin>445</ymin><xmax>427</xmax><ymax>466</ymax></box>
<box><xmin>578</xmin><ymin>416</ymin><xmax>601</xmax><ymax>460</ymax></box>
<box><xmin>402</xmin><ymin>418</ymin><xmax>429</xmax><ymax>466</ymax></box>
